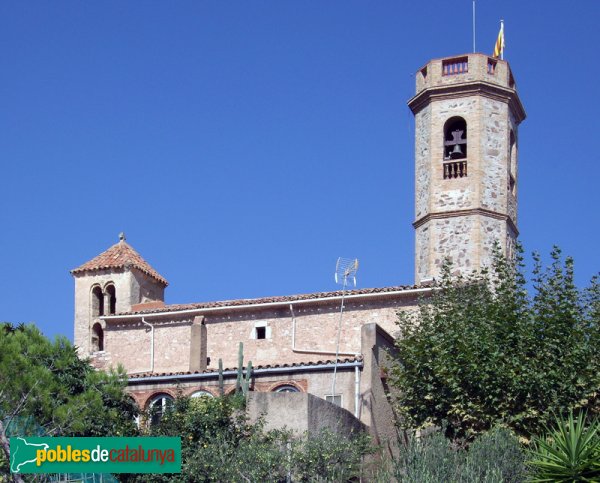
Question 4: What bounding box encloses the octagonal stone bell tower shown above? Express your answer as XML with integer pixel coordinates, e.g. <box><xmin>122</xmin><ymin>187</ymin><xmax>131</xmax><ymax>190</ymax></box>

<box><xmin>408</xmin><ymin>53</ymin><xmax>526</xmax><ymax>283</ymax></box>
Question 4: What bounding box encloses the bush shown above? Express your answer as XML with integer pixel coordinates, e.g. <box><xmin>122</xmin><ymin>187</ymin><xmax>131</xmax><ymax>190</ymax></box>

<box><xmin>290</xmin><ymin>429</ymin><xmax>373</xmax><ymax>482</ymax></box>
<box><xmin>127</xmin><ymin>393</ymin><xmax>373</xmax><ymax>482</ymax></box>
<box><xmin>383</xmin><ymin>427</ymin><xmax>529</xmax><ymax>482</ymax></box>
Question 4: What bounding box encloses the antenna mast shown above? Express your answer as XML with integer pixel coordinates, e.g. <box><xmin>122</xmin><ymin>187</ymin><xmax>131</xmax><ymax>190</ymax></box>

<box><xmin>331</xmin><ymin>257</ymin><xmax>359</xmax><ymax>404</ymax></box>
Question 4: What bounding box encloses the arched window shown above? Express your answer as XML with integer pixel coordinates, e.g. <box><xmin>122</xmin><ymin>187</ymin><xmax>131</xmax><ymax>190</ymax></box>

<box><xmin>91</xmin><ymin>322</ymin><xmax>104</xmax><ymax>352</ymax></box>
<box><xmin>105</xmin><ymin>284</ymin><xmax>117</xmax><ymax>315</ymax></box>
<box><xmin>191</xmin><ymin>390</ymin><xmax>214</xmax><ymax>398</ymax></box>
<box><xmin>148</xmin><ymin>394</ymin><xmax>174</xmax><ymax>426</ymax></box>
<box><xmin>444</xmin><ymin>117</ymin><xmax>467</xmax><ymax>160</ymax></box>
<box><xmin>273</xmin><ymin>385</ymin><xmax>300</xmax><ymax>393</ymax></box>
<box><xmin>91</xmin><ymin>286</ymin><xmax>104</xmax><ymax>317</ymax></box>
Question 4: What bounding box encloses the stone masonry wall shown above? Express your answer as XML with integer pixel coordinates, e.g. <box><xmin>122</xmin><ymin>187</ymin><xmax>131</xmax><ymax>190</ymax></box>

<box><xmin>413</xmin><ymin>94</ymin><xmax>518</xmax><ymax>280</ymax></box>
<box><xmin>414</xmin><ymin>105</ymin><xmax>431</xmax><ymax>220</ymax></box>
<box><xmin>202</xmin><ymin>296</ymin><xmax>417</xmax><ymax>370</ymax></box>
<box><xmin>131</xmin><ymin>268</ymin><xmax>165</xmax><ymax>305</ymax></box>
<box><xmin>128</xmin><ymin>369</ymin><xmax>358</xmax><ymax>415</ymax></box>
<box><xmin>430</xmin><ymin>96</ymin><xmax>478</xmax><ymax>205</ymax></box>
<box><xmin>479</xmin><ymin>216</ymin><xmax>506</xmax><ymax>270</ymax></box>
<box><xmin>431</xmin><ymin>216</ymin><xmax>476</xmax><ymax>275</ymax></box>
<box><xmin>415</xmin><ymin>223</ymin><xmax>431</xmax><ymax>282</ymax></box>
<box><xmin>507</xmin><ymin>111</ymin><xmax>519</xmax><ymax>224</ymax></box>
<box><xmin>481</xmin><ymin>97</ymin><xmax>509</xmax><ymax>214</ymax></box>
<box><xmin>74</xmin><ymin>270</ymin><xmax>136</xmax><ymax>354</ymax></box>
<box><xmin>94</xmin><ymin>293</ymin><xmax>422</xmax><ymax>380</ymax></box>
<box><xmin>102</xmin><ymin>319</ymin><xmax>193</xmax><ymax>374</ymax></box>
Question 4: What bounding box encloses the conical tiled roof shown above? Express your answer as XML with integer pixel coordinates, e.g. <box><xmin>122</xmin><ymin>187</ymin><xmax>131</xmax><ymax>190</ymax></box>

<box><xmin>71</xmin><ymin>234</ymin><xmax>168</xmax><ymax>286</ymax></box>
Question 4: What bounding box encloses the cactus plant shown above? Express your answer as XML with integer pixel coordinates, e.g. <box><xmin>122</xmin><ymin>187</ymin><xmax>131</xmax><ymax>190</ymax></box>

<box><xmin>228</xmin><ymin>342</ymin><xmax>253</xmax><ymax>396</ymax></box>
<box><xmin>242</xmin><ymin>361</ymin><xmax>253</xmax><ymax>395</ymax></box>
<box><xmin>218</xmin><ymin>358</ymin><xmax>224</xmax><ymax>396</ymax></box>
<box><xmin>235</xmin><ymin>342</ymin><xmax>244</xmax><ymax>394</ymax></box>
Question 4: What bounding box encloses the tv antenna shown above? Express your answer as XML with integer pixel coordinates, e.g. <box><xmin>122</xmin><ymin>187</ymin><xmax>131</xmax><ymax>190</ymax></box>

<box><xmin>331</xmin><ymin>257</ymin><xmax>359</xmax><ymax>403</ymax></box>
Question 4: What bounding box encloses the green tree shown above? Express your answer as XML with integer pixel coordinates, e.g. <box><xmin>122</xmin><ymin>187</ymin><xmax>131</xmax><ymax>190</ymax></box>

<box><xmin>127</xmin><ymin>392</ymin><xmax>372</xmax><ymax>482</ymax></box>
<box><xmin>390</xmin><ymin>246</ymin><xmax>600</xmax><ymax>442</ymax></box>
<box><xmin>0</xmin><ymin>323</ymin><xmax>138</xmax><ymax>482</ymax></box>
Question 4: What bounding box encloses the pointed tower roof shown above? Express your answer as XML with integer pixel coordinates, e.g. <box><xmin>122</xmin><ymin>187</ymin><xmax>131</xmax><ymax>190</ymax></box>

<box><xmin>71</xmin><ymin>233</ymin><xmax>168</xmax><ymax>286</ymax></box>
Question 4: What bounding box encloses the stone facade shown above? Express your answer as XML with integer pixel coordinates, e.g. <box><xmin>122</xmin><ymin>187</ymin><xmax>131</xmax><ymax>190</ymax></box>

<box><xmin>71</xmin><ymin>52</ymin><xmax>526</xmax><ymax>445</ymax></box>
<box><xmin>409</xmin><ymin>53</ymin><xmax>525</xmax><ymax>282</ymax></box>
<box><xmin>73</xmin><ymin>268</ymin><xmax>165</xmax><ymax>355</ymax></box>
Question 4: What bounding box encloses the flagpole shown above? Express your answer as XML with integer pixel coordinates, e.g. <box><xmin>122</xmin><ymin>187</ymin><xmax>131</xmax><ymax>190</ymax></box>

<box><xmin>472</xmin><ymin>1</ymin><xmax>476</xmax><ymax>52</ymax></box>
<box><xmin>501</xmin><ymin>19</ymin><xmax>504</xmax><ymax>60</ymax></box>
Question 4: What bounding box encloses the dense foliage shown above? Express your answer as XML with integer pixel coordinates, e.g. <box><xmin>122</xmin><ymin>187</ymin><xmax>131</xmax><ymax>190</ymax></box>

<box><xmin>376</xmin><ymin>427</ymin><xmax>528</xmax><ymax>482</ymax></box>
<box><xmin>391</xmin><ymin>246</ymin><xmax>600</xmax><ymax>441</ymax></box>
<box><xmin>125</xmin><ymin>393</ymin><xmax>373</xmax><ymax>483</ymax></box>
<box><xmin>0</xmin><ymin>323</ymin><xmax>138</xmax><ymax>481</ymax></box>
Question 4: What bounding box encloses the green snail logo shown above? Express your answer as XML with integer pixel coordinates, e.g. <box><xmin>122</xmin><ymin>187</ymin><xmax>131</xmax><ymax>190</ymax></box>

<box><xmin>10</xmin><ymin>437</ymin><xmax>48</xmax><ymax>473</ymax></box>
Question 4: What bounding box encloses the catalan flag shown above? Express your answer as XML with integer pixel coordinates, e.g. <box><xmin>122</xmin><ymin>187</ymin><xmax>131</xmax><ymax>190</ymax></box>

<box><xmin>493</xmin><ymin>20</ymin><xmax>505</xmax><ymax>59</ymax></box>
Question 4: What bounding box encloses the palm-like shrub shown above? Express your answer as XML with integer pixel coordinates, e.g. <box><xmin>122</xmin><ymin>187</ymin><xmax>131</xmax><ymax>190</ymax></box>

<box><xmin>528</xmin><ymin>411</ymin><xmax>600</xmax><ymax>482</ymax></box>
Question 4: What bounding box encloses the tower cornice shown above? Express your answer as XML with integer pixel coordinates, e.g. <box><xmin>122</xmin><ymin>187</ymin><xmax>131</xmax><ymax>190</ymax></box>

<box><xmin>408</xmin><ymin>81</ymin><xmax>526</xmax><ymax>124</ymax></box>
<box><xmin>413</xmin><ymin>208</ymin><xmax>519</xmax><ymax>237</ymax></box>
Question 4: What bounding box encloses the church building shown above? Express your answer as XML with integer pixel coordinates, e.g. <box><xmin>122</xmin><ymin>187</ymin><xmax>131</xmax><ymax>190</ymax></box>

<box><xmin>71</xmin><ymin>53</ymin><xmax>525</xmax><ymax>443</ymax></box>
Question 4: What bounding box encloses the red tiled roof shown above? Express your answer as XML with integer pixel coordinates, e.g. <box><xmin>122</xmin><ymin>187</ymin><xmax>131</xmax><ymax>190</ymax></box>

<box><xmin>120</xmin><ymin>284</ymin><xmax>422</xmax><ymax>316</ymax></box>
<box><xmin>128</xmin><ymin>356</ymin><xmax>363</xmax><ymax>379</ymax></box>
<box><xmin>71</xmin><ymin>239</ymin><xmax>168</xmax><ymax>286</ymax></box>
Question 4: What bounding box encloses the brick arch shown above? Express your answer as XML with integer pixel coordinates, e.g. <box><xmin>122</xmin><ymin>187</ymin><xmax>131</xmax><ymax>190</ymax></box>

<box><xmin>223</xmin><ymin>383</ymin><xmax>257</xmax><ymax>395</ymax></box>
<box><xmin>186</xmin><ymin>387</ymin><xmax>217</xmax><ymax>398</ymax></box>
<box><xmin>143</xmin><ymin>390</ymin><xmax>176</xmax><ymax>410</ymax></box>
<box><xmin>267</xmin><ymin>381</ymin><xmax>304</xmax><ymax>393</ymax></box>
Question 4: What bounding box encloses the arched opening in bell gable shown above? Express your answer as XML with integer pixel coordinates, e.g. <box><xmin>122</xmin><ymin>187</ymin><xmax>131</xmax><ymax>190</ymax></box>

<box><xmin>91</xmin><ymin>322</ymin><xmax>104</xmax><ymax>352</ymax></box>
<box><xmin>105</xmin><ymin>284</ymin><xmax>117</xmax><ymax>315</ymax></box>
<box><xmin>91</xmin><ymin>286</ymin><xmax>104</xmax><ymax>317</ymax></box>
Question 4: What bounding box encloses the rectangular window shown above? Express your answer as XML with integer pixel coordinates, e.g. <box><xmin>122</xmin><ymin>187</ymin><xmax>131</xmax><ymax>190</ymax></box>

<box><xmin>251</xmin><ymin>322</ymin><xmax>271</xmax><ymax>340</ymax></box>
<box><xmin>325</xmin><ymin>395</ymin><xmax>342</xmax><ymax>407</ymax></box>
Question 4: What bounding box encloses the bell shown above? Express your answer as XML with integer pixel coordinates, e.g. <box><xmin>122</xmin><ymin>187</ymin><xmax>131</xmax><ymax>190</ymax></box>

<box><xmin>450</xmin><ymin>144</ymin><xmax>464</xmax><ymax>159</ymax></box>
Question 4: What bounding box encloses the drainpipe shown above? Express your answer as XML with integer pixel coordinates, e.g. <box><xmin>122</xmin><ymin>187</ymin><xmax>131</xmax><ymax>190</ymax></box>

<box><xmin>354</xmin><ymin>365</ymin><xmax>361</xmax><ymax>419</ymax></box>
<box><xmin>289</xmin><ymin>304</ymin><xmax>359</xmax><ymax>358</ymax></box>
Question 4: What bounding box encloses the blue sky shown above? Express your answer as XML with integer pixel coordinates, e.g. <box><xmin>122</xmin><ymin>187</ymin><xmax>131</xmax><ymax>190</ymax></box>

<box><xmin>1</xmin><ymin>1</ymin><xmax>598</xmax><ymax>340</ymax></box>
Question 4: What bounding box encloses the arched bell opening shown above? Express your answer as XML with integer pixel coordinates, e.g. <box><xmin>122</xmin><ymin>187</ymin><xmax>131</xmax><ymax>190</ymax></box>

<box><xmin>444</xmin><ymin>117</ymin><xmax>467</xmax><ymax>160</ymax></box>
<box><xmin>91</xmin><ymin>286</ymin><xmax>104</xmax><ymax>317</ymax></box>
<box><xmin>105</xmin><ymin>284</ymin><xmax>117</xmax><ymax>315</ymax></box>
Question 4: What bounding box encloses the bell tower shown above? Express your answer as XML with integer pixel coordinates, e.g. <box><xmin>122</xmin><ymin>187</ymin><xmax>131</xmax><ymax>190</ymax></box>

<box><xmin>71</xmin><ymin>234</ymin><xmax>168</xmax><ymax>355</ymax></box>
<box><xmin>408</xmin><ymin>54</ymin><xmax>526</xmax><ymax>282</ymax></box>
